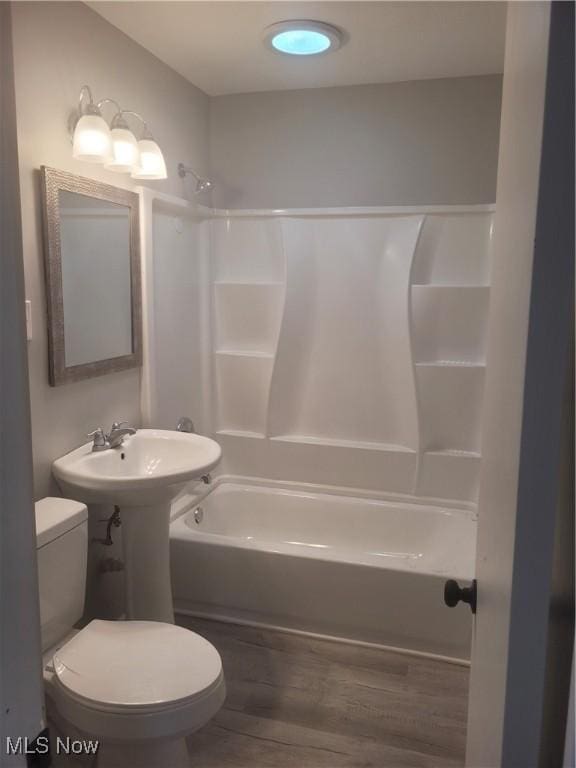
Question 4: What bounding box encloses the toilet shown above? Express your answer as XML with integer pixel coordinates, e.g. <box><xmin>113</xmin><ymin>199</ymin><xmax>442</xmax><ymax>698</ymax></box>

<box><xmin>36</xmin><ymin>497</ymin><xmax>225</xmax><ymax>768</ymax></box>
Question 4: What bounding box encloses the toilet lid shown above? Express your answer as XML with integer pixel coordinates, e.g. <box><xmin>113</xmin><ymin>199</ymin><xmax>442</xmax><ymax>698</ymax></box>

<box><xmin>53</xmin><ymin>620</ymin><xmax>223</xmax><ymax>712</ymax></box>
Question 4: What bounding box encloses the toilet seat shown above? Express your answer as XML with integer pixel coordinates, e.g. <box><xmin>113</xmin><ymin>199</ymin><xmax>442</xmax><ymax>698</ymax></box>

<box><xmin>47</xmin><ymin>620</ymin><xmax>226</xmax><ymax>742</ymax></box>
<box><xmin>53</xmin><ymin>619</ymin><xmax>223</xmax><ymax>712</ymax></box>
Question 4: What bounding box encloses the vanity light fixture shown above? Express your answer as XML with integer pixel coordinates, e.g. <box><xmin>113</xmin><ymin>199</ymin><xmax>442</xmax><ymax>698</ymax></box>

<box><xmin>132</xmin><ymin>135</ymin><xmax>168</xmax><ymax>180</ymax></box>
<box><xmin>264</xmin><ymin>20</ymin><xmax>343</xmax><ymax>56</ymax></box>
<box><xmin>71</xmin><ymin>85</ymin><xmax>167</xmax><ymax>180</ymax></box>
<box><xmin>72</xmin><ymin>86</ymin><xmax>112</xmax><ymax>163</ymax></box>
<box><xmin>105</xmin><ymin>112</ymin><xmax>139</xmax><ymax>173</ymax></box>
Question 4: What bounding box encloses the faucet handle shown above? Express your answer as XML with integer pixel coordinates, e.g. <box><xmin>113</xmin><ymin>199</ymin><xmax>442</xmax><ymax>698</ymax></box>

<box><xmin>110</xmin><ymin>420</ymin><xmax>128</xmax><ymax>433</ymax></box>
<box><xmin>87</xmin><ymin>427</ymin><xmax>107</xmax><ymax>448</ymax></box>
<box><xmin>176</xmin><ymin>417</ymin><xmax>195</xmax><ymax>433</ymax></box>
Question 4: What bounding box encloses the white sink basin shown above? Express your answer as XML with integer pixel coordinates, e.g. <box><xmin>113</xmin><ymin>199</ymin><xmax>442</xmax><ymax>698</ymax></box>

<box><xmin>53</xmin><ymin>429</ymin><xmax>222</xmax><ymax>506</ymax></box>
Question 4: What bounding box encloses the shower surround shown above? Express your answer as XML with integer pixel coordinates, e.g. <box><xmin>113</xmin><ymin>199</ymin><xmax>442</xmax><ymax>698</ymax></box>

<box><xmin>207</xmin><ymin>207</ymin><xmax>492</xmax><ymax>502</ymax></box>
<box><xmin>141</xmin><ymin>192</ymin><xmax>493</xmax><ymax>658</ymax></box>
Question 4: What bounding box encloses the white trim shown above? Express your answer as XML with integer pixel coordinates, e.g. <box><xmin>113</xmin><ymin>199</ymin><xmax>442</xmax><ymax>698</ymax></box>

<box><xmin>212</xmin><ymin>203</ymin><xmax>496</xmax><ymax>218</ymax></box>
<box><xmin>139</xmin><ymin>189</ymin><xmax>156</xmax><ymax>425</ymax></box>
<box><xmin>175</xmin><ymin>607</ymin><xmax>471</xmax><ymax>667</ymax></box>
<box><xmin>269</xmin><ymin>434</ymin><xmax>417</xmax><ymax>453</ymax></box>
<box><xmin>136</xmin><ymin>186</ymin><xmax>211</xmax><ymax>217</ymax></box>
<box><xmin>136</xmin><ymin>188</ymin><xmax>495</xmax><ymax>220</ymax></box>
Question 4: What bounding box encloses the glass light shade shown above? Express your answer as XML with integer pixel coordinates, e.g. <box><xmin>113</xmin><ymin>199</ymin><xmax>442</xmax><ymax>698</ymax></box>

<box><xmin>131</xmin><ymin>139</ymin><xmax>167</xmax><ymax>180</ymax></box>
<box><xmin>271</xmin><ymin>29</ymin><xmax>331</xmax><ymax>55</ymax></box>
<box><xmin>264</xmin><ymin>21</ymin><xmax>342</xmax><ymax>56</ymax></box>
<box><xmin>105</xmin><ymin>127</ymin><xmax>139</xmax><ymax>173</ymax></box>
<box><xmin>72</xmin><ymin>113</ymin><xmax>112</xmax><ymax>163</ymax></box>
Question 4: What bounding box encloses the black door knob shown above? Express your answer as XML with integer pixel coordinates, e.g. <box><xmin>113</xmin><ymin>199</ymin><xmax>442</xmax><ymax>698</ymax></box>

<box><xmin>444</xmin><ymin>579</ymin><xmax>477</xmax><ymax>614</ymax></box>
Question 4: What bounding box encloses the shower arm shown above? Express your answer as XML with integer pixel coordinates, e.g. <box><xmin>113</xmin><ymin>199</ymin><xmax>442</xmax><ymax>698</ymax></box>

<box><xmin>177</xmin><ymin>163</ymin><xmax>213</xmax><ymax>193</ymax></box>
<box><xmin>177</xmin><ymin>163</ymin><xmax>202</xmax><ymax>181</ymax></box>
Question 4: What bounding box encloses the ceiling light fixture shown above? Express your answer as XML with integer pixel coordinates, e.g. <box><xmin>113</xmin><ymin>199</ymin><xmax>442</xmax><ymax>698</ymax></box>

<box><xmin>70</xmin><ymin>86</ymin><xmax>167</xmax><ymax>180</ymax></box>
<box><xmin>264</xmin><ymin>20</ymin><xmax>343</xmax><ymax>56</ymax></box>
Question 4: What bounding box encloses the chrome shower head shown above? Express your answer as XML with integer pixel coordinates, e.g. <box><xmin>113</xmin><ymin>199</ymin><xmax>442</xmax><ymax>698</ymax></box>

<box><xmin>195</xmin><ymin>177</ymin><xmax>212</xmax><ymax>194</ymax></box>
<box><xmin>178</xmin><ymin>162</ymin><xmax>213</xmax><ymax>194</ymax></box>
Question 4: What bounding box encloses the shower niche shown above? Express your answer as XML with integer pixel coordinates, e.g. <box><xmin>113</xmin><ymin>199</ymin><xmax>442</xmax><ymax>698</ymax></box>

<box><xmin>410</xmin><ymin>213</ymin><xmax>492</xmax><ymax>499</ymax></box>
<box><xmin>212</xmin><ymin>218</ymin><xmax>285</xmax><ymax>438</ymax></box>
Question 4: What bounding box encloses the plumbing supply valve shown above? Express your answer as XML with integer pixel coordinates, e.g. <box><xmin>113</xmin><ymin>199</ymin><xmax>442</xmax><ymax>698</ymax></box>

<box><xmin>92</xmin><ymin>506</ymin><xmax>122</xmax><ymax>546</ymax></box>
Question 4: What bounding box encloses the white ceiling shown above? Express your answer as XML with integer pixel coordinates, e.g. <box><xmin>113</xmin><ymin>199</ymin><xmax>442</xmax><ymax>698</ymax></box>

<box><xmin>88</xmin><ymin>1</ymin><xmax>506</xmax><ymax>97</ymax></box>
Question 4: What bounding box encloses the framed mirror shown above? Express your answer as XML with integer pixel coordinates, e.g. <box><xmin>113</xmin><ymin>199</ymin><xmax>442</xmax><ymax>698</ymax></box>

<box><xmin>41</xmin><ymin>167</ymin><xmax>141</xmax><ymax>386</ymax></box>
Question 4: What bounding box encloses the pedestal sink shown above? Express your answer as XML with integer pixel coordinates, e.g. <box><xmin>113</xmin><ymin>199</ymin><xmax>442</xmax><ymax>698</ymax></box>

<box><xmin>53</xmin><ymin>429</ymin><xmax>221</xmax><ymax>624</ymax></box>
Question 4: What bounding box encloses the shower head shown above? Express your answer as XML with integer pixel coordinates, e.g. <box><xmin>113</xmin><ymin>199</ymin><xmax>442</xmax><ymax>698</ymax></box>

<box><xmin>195</xmin><ymin>177</ymin><xmax>212</xmax><ymax>193</ymax></box>
<box><xmin>177</xmin><ymin>162</ymin><xmax>213</xmax><ymax>194</ymax></box>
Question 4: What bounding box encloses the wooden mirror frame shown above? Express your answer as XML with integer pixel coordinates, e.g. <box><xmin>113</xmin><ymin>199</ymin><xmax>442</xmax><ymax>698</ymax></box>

<box><xmin>41</xmin><ymin>166</ymin><xmax>142</xmax><ymax>386</ymax></box>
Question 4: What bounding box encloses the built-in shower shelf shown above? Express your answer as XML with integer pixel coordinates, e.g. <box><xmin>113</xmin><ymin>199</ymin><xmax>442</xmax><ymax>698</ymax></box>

<box><xmin>415</xmin><ymin>361</ymin><xmax>485</xmax><ymax>368</ymax></box>
<box><xmin>411</xmin><ymin>285</ymin><xmax>489</xmax><ymax>367</ymax></box>
<box><xmin>216</xmin><ymin>429</ymin><xmax>266</xmax><ymax>439</ymax></box>
<box><xmin>412</xmin><ymin>284</ymin><xmax>490</xmax><ymax>290</ymax></box>
<box><xmin>416</xmin><ymin>362</ymin><xmax>485</xmax><ymax>455</ymax></box>
<box><xmin>215</xmin><ymin>349</ymin><xmax>275</xmax><ymax>359</ymax></box>
<box><xmin>425</xmin><ymin>449</ymin><xmax>481</xmax><ymax>458</ymax></box>
<box><xmin>214</xmin><ymin>281</ymin><xmax>284</xmax><ymax>287</ymax></box>
<box><xmin>214</xmin><ymin>281</ymin><xmax>284</xmax><ymax>359</ymax></box>
<box><xmin>214</xmin><ymin>351</ymin><xmax>274</xmax><ymax>436</ymax></box>
<box><xmin>270</xmin><ymin>435</ymin><xmax>416</xmax><ymax>453</ymax></box>
<box><xmin>416</xmin><ymin>449</ymin><xmax>481</xmax><ymax>501</ymax></box>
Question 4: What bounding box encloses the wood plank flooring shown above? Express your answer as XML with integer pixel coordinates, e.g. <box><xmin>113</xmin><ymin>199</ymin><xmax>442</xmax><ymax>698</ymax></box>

<box><xmin>180</xmin><ymin>615</ymin><xmax>469</xmax><ymax>768</ymax></box>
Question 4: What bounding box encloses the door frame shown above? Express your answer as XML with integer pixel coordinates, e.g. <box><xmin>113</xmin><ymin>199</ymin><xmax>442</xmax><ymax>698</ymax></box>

<box><xmin>0</xmin><ymin>2</ymin><xmax>45</xmax><ymax>764</ymax></box>
<box><xmin>466</xmin><ymin>2</ymin><xmax>574</xmax><ymax>765</ymax></box>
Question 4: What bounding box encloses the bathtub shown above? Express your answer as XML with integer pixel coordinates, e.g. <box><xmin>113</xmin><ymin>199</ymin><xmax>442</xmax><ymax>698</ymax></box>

<box><xmin>170</xmin><ymin>479</ymin><xmax>476</xmax><ymax>660</ymax></box>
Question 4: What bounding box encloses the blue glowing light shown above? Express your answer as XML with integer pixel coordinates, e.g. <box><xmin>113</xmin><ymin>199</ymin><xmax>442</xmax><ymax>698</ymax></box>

<box><xmin>271</xmin><ymin>29</ymin><xmax>332</xmax><ymax>55</ymax></box>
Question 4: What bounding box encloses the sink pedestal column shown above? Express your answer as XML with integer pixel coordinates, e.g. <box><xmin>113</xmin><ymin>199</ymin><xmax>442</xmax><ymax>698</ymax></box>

<box><xmin>121</xmin><ymin>503</ymin><xmax>174</xmax><ymax>624</ymax></box>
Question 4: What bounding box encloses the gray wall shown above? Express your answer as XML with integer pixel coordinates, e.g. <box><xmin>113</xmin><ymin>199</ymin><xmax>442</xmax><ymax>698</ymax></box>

<box><xmin>0</xmin><ymin>2</ymin><xmax>45</xmax><ymax>745</ymax></box>
<box><xmin>209</xmin><ymin>75</ymin><xmax>502</xmax><ymax>209</ymax></box>
<box><xmin>11</xmin><ymin>2</ymin><xmax>210</xmax><ymax>498</ymax></box>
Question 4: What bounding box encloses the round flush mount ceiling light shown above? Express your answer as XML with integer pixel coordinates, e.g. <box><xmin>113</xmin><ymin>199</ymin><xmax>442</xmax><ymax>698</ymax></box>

<box><xmin>264</xmin><ymin>20</ymin><xmax>343</xmax><ymax>56</ymax></box>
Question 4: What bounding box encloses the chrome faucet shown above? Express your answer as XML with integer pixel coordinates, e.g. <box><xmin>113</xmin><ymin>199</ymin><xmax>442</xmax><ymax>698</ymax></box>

<box><xmin>108</xmin><ymin>421</ymin><xmax>137</xmax><ymax>448</ymax></box>
<box><xmin>87</xmin><ymin>427</ymin><xmax>111</xmax><ymax>452</ymax></box>
<box><xmin>176</xmin><ymin>416</ymin><xmax>195</xmax><ymax>433</ymax></box>
<box><xmin>88</xmin><ymin>422</ymin><xmax>137</xmax><ymax>452</ymax></box>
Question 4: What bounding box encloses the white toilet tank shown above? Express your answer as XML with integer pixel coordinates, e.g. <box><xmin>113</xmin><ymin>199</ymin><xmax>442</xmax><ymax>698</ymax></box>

<box><xmin>35</xmin><ymin>497</ymin><xmax>88</xmax><ymax>652</ymax></box>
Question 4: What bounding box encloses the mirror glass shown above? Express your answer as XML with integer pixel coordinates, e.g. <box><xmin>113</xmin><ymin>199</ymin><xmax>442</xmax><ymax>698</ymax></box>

<box><xmin>59</xmin><ymin>190</ymin><xmax>132</xmax><ymax>367</ymax></box>
<box><xmin>41</xmin><ymin>167</ymin><xmax>141</xmax><ymax>386</ymax></box>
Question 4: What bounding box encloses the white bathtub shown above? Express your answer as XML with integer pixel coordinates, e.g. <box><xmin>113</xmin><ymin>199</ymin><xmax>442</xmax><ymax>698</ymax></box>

<box><xmin>170</xmin><ymin>479</ymin><xmax>476</xmax><ymax>660</ymax></box>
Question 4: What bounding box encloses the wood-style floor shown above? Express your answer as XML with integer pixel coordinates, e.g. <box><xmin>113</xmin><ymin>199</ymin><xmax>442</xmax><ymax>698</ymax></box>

<box><xmin>180</xmin><ymin>615</ymin><xmax>469</xmax><ymax>768</ymax></box>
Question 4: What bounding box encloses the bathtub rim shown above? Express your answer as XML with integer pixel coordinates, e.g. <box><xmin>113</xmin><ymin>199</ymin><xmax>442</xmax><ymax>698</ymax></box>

<box><xmin>170</xmin><ymin>474</ymin><xmax>477</xmax><ymax>579</ymax></box>
<box><xmin>170</xmin><ymin>472</ymin><xmax>478</xmax><ymax>525</ymax></box>
<box><xmin>172</xmin><ymin>510</ymin><xmax>475</xmax><ymax>580</ymax></box>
